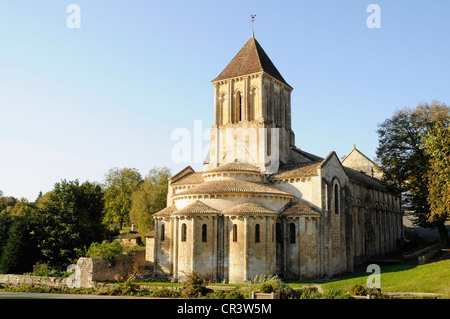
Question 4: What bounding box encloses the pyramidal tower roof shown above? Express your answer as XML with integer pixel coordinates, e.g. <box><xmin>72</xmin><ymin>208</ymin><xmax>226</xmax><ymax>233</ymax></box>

<box><xmin>212</xmin><ymin>34</ymin><xmax>291</xmax><ymax>88</ymax></box>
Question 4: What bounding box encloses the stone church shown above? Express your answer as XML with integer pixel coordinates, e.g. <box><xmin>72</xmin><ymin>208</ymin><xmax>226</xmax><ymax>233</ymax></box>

<box><xmin>151</xmin><ymin>34</ymin><xmax>403</xmax><ymax>283</ymax></box>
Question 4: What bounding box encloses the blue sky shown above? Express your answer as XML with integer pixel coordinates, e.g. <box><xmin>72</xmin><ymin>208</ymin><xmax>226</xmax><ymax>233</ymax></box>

<box><xmin>1</xmin><ymin>0</ymin><xmax>450</xmax><ymax>201</ymax></box>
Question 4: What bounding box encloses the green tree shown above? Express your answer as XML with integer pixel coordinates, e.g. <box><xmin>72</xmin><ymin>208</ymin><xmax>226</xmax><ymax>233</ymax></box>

<box><xmin>0</xmin><ymin>212</ymin><xmax>13</xmax><ymax>262</ymax></box>
<box><xmin>103</xmin><ymin>167</ymin><xmax>143</xmax><ymax>230</ymax></box>
<box><xmin>0</xmin><ymin>206</ymin><xmax>41</xmax><ymax>274</ymax></box>
<box><xmin>423</xmin><ymin>122</ymin><xmax>450</xmax><ymax>247</ymax></box>
<box><xmin>35</xmin><ymin>191</ymin><xmax>53</xmax><ymax>210</ymax></box>
<box><xmin>129</xmin><ymin>167</ymin><xmax>171</xmax><ymax>234</ymax></box>
<box><xmin>35</xmin><ymin>179</ymin><xmax>106</xmax><ymax>269</ymax></box>
<box><xmin>4</xmin><ymin>198</ymin><xmax>36</xmax><ymax>216</ymax></box>
<box><xmin>376</xmin><ymin>101</ymin><xmax>450</xmax><ymax>245</ymax></box>
<box><xmin>0</xmin><ymin>194</ymin><xmax>17</xmax><ymax>213</ymax></box>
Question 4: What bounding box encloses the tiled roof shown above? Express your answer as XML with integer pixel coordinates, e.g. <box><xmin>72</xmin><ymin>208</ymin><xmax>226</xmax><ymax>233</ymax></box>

<box><xmin>153</xmin><ymin>205</ymin><xmax>176</xmax><ymax>217</ymax></box>
<box><xmin>175</xmin><ymin>179</ymin><xmax>294</xmax><ymax>197</ymax></box>
<box><xmin>144</xmin><ymin>231</ymin><xmax>155</xmax><ymax>238</ymax></box>
<box><xmin>343</xmin><ymin>167</ymin><xmax>384</xmax><ymax>190</ymax></box>
<box><xmin>291</xmin><ymin>147</ymin><xmax>324</xmax><ymax>162</ymax></box>
<box><xmin>271</xmin><ymin>162</ymin><xmax>321</xmax><ymax>180</ymax></box>
<box><xmin>212</xmin><ymin>36</ymin><xmax>291</xmax><ymax>88</ymax></box>
<box><xmin>116</xmin><ymin>233</ymin><xmax>141</xmax><ymax>239</ymax></box>
<box><xmin>206</xmin><ymin>162</ymin><xmax>261</xmax><ymax>173</ymax></box>
<box><xmin>171</xmin><ymin>172</ymin><xmax>204</xmax><ymax>186</ymax></box>
<box><xmin>170</xmin><ymin>166</ymin><xmax>195</xmax><ymax>183</ymax></box>
<box><xmin>281</xmin><ymin>201</ymin><xmax>321</xmax><ymax>216</ymax></box>
<box><xmin>172</xmin><ymin>201</ymin><xmax>219</xmax><ymax>217</ymax></box>
<box><xmin>222</xmin><ymin>202</ymin><xmax>277</xmax><ymax>216</ymax></box>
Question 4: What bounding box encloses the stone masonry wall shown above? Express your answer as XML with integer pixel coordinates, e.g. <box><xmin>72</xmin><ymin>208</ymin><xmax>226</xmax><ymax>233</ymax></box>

<box><xmin>0</xmin><ymin>274</ymin><xmax>68</xmax><ymax>288</ymax></box>
<box><xmin>0</xmin><ymin>251</ymin><xmax>146</xmax><ymax>290</ymax></box>
<box><xmin>78</xmin><ymin>250</ymin><xmax>145</xmax><ymax>288</ymax></box>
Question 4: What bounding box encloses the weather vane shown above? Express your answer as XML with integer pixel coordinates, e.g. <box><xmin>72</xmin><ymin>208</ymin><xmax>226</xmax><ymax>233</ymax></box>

<box><xmin>250</xmin><ymin>14</ymin><xmax>256</xmax><ymax>35</ymax></box>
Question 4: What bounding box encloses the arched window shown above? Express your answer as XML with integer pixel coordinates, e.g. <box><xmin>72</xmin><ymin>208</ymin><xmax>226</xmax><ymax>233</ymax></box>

<box><xmin>161</xmin><ymin>223</ymin><xmax>165</xmax><ymax>241</ymax></box>
<box><xmin>250</xmin><ymin>87</ymin><xmax>258</xmax><ymax>121</ymax></box>
<box><xmin>219</xmin><ymin>93</ymin><xmax>226</xmax><ymax>125</ymax></box>
<box><xmin>289</xmin><ymin>223</ymin><xmax>296</xmax><ymax>244</ymax></box>
<box><xmin>334</xmin><ymin>184</ymin><xmax>339</xmax><ymax>214</ymax></box>
<box><xmin>201</xmin><ymin>224</ymin><xmax>207</xmax><ymax>242</ymax></box>
<box><xmin>255</xmin><ymin>224</ymin><xmax>260</xmax><ymax>243</ymax></box>
<box><xmin>181</xmin><ymin>223</ymin><xmax>187</xmax><ymax>242</ymax></box>
<box><xmin>274</xmin><ymin>92</ymin><xmax>279</xmax><ymax>125</ymax></box>
<box><xmin>265</xmin><ymin>88</ymin><xmax>271</xmax><ymax>121</ymax></box>
<box><xmin>232</xmin><ymin>224</ymin><xmax>238</xmax><ymax>242</ymax></box>
<box><xmin>236</xmin><ymin>91</ymin><xmax>242</xmax><ymax>122</ymax></box>
<box><xmin>276</xmin><ymin>222</ymin><xmax>282</xmax><ymax>244</ymax></box>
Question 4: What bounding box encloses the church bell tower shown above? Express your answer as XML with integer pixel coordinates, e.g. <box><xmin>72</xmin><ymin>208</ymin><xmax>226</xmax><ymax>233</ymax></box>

<box><xmin>205</xmin><ymin>34</ymin><xmax>295</xmax><ymax>173</ymax></box>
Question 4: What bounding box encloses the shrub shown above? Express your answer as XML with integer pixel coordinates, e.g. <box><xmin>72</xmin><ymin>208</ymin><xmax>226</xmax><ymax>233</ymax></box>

<box><xmin>75</xmin><ymin>240</ymin><xmax>123</xmax><ymax>266</ymax></box>
<box><xmin>247</xmin><ymin>274</ymin><xmax>293</xmax><ymax>298</ymax></box>
<box><xmin>323</xmin><ymin>287</ymin><xmax>353</xmax><ymax>299</ymax></box>
<box><xmin>349</xmin><ymin>284</ymin><xmax>367</xmax><ymax>296</ymax></box>
<box><xmin>367</xmin><ymin>288</ymin><xmax>383</xmax><ymax>299</ymax></box>
<box><xmin>225</xmin><ymin>290</ymin><xmax>246</xmax><ymax>299</ymax></box>
<box><xmin>151</xmin><ymin>288</ymin><xmax>182</xmax><ymax>298</ymax></box>
<box><xmin>27</xmin><ymin>262</ymin><xmax>52</xmax><ymax>277</ymax></box>
<box><xmin>107</xmin><ymin>273</ymin><xmax>141</xmax><ymax>296</ymax></box>
<box><xmin>182</xmin><ymin>271</ymin><xmax>211</xmax><ymax>298</ymax></box>
<box><xmin>260</xmin><ymin>283</ymin><xmax>274</xmax><ymax>293</ymax></box>
<box><xmin>122</xmin><ymin>273</ymin><xmax>140</xmax><ymax>294</ymax></box>
<box><xmin>206</xmin><ymin>289</ymin><xmax>228</xmax><ymax>299</ymax></box>
<box><xmin>296</xmin><ymin>289</ymin><xmax>322</xmax><ymax>299</ymax></box>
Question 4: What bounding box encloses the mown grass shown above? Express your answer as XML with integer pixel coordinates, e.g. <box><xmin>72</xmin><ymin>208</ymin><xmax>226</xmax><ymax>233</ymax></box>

<box><xmin>316</xmin><ymin>259</ymin><xmax>450</xmax><ymax>295</ymax></box>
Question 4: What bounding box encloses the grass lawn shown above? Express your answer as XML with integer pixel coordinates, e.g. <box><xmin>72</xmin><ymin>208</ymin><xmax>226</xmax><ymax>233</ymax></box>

<box><xmin>297</xmin><ymin>259</ymin><xmax>450</xmax><ymax>295</ymax></box>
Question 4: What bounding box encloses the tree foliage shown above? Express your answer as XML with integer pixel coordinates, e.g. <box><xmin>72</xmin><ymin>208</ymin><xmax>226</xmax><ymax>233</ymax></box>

<box><xmin>0</xmin><ymin>211</ymin><xmax>41</xmax><ymax>274</ymax></box>
<box><xmin>0</xmin><ymin>195</ymin><xmax>18</xmax><ymax>214</ymax></box>
<box><xmin>129</xmin><ymin>167</ymin><xmax>171</xmax><ymax>234</ymax></box>
<box><xmin>0</xmin><ymin>165</ymin><xmax>171</xmax><ymax>273</ymax></box>
<box><xmin>35</xmin><ymin>179</ymin><xmax>106</xmax><ymax>269</ymax></box>
<box><xmin>423</xmin><ymin>122</ymin><xmax>450</xmax><ymax>247</ymax></box>
<box><xmin>376</xmin><ymin>101</ymin><xmax>450</xmax><ymax>246</ymax></box>
<box><xmin>103</xmin><ymin>167</ymin><xmax>143</xmax><ymax>229</ymax></box>
<box><xmin>0</xmin><ymin>200</ymin><xmax>41</xmax><ymax>274</ymax></box>
<box><xmin>75</xmin><ymin>240</ymin><xmax>124</xmax><ymax>266</ymax></box>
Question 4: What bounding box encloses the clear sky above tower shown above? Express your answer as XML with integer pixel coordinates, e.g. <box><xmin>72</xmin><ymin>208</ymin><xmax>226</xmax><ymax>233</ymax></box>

<box><xmin>1</xmin><ymin>0</ymin><xmax>450</xmax><ymax>200</ymax></box>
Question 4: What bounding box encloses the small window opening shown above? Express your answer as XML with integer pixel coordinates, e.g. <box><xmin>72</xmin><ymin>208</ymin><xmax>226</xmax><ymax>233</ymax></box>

<box><xmin>255</xmin><ymin>224</ymin><xmax>260</xmax><ymax>243</ymax></box>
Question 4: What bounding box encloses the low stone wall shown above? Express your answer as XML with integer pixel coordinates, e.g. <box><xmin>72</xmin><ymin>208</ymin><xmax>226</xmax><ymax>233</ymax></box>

<box><xmin>0</xmin><ymin>251</ymin><xmax>147</xmax><ymax>290</ymax></box>
<box><xmin>0</xmin><ymin>274</ymin><xmax>68</xmax><ymax>288</ymax></box>
<box><xmin>78</xmin><ymin>250</ymin><xmax>146</xmax><ymax>288</ymax></box>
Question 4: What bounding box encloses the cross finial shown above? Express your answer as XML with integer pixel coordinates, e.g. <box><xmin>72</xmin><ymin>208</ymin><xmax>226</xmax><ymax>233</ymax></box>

<box><xmin>250</xmin><ymin>14</ymin><xmax>256</xmax><ymax>37</ymax></box>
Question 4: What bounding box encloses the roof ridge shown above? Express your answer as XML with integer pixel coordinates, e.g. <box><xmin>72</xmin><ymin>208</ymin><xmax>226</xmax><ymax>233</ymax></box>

<box><xmin>212</xmin><ymin>36</ymin><xmax>290</xmax><ymax>88</ymax></box>
<box><xmin>206</xmin><ymin>162</ymin><xmax>261</xmax><ymax>173</ymax></box>
<box><xmin>222</xmin><ymin>201</ymin><xmax>277</xmax><ymax>215</ymax></box>
<box><xmin>281</xmin><ymin>200</ymin><xmax>321</xmax><ymax>216</ymax></box>
<box><xmin>251</xmin><ymin>37</ymin><xmax>264</xmax><ymax>71</ymax></box>
<box><xmin>252</xmin><ymin>38</ymin><xmax>290</xmax><ymax>87</ymax></box>
<box><xmin>172</xmin><ymin>200</ymin><xmax>219</xmax><ymax>216</ymax></box>
<box><xmin>341</xmin><ymin>146</ymin><xmax>376</xmax><ymax>165</ymax></box>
